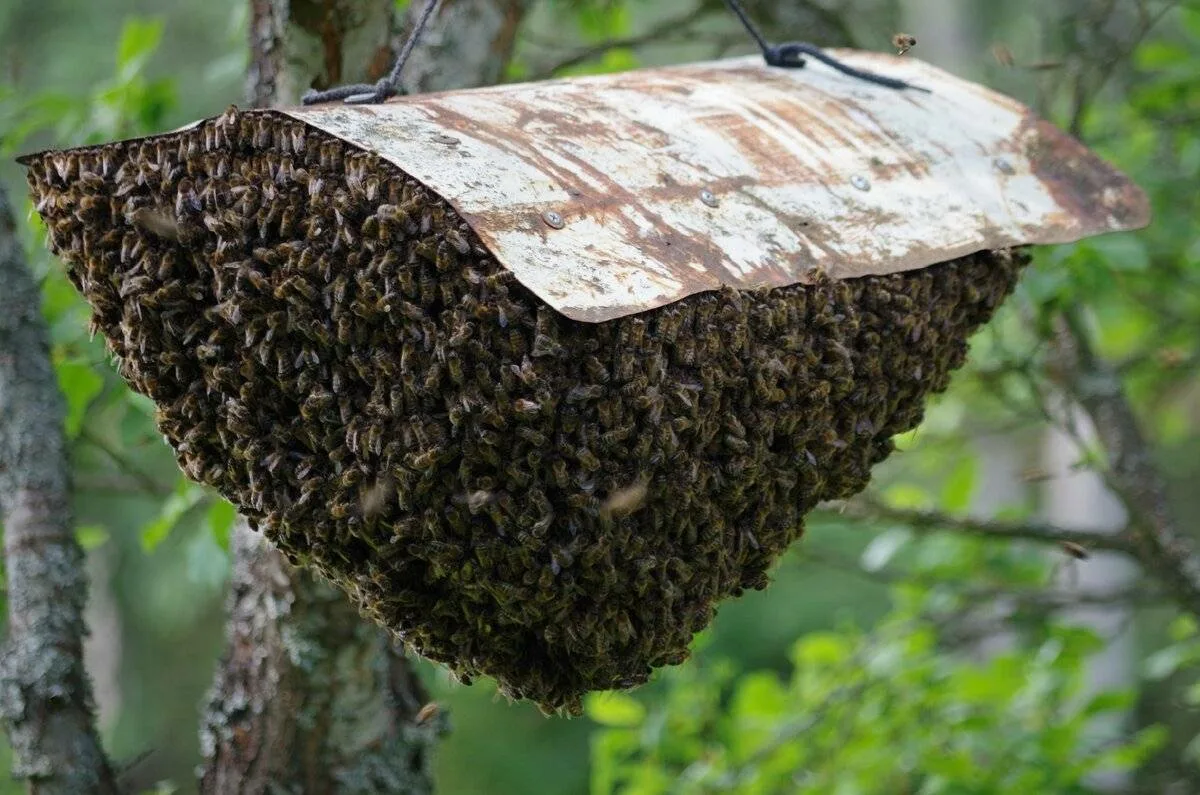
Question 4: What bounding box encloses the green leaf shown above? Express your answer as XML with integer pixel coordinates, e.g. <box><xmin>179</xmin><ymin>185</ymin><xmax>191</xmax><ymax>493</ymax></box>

<box><xmin>939</xmin><ymin>455</ymin><xmax>977</xmax><ymax>513</ymax></box>
<box><xmin>206</xmin><ymin>499</ymin><xmax>237</xmax><ymax>552</ymax></box>
<box><xmin>586</xmin><ymin>692</ymin><xmax>646</xmax><ymax>728</ymax></box>
<box><xmin>576</xmin><ymin>3</ymin><xmax>630</xmax><ymax>40</ymax></box>
<box><xmin>1082</xmin><ymin>690</ymin><xmax>1134</xmax><ymax>716</ymax></box>
<box><xmin>76</xmin><ymin>524</ymin><xmax>109</xmax><ymax>551</ymax></box>
<box><xmin>1185</xmin><ymin>732</ymin><xmax>1200</xmax><ymax>765</ymax></box>
<box><xmin>1088</xmin><ymin>234</ymin><xmax>1150</xmax><ymax>273</ymax></box>
<box><xmin>731</xmin><ymin>671</ymin><xmax>785</xmax><ymax>718</ymax></box>
<box><xmin>1169</xmin><ymin>615</ymin><xmax>1198</xmax><ymax>641</ymax></box>
<box><xmin>116</xmin><ymin>18</ymin><xmax>165</xmax><ymax>75</ymax></box>
<box><xmin>1135</xmin><ymin>41</ymin><xmax>1191</xmax><ymax>69</ymax></box>
<box><xmin>141</xmin><ymin>481</ymin><xmax>204</xmax><ymax>552</ymax></box>
<box><xmin>55</xmin><ymin>358</ymin><xmax>103</xmax><ymax>438</ymax></box>
<box><xmin>1143</xmin><ymin>645</ymin><xmax>1185</xmax><ymax>680</ymax></box>
<box><xmin>791</xmin><ymin>632</ymin><xmax>849</xmax><ymax>667</ymax></box>
<box><xmin>185</xmin><ymin>525</ymin><xmax>230</xmax><ymax>589</ymax></box>
<box><xmin>1099</xmin><ymin>724</ymin><xmax>1169</xmax><ymax>769</ymax></box>
<box><xmin>881</xmin><ymin>483</ymin><xmax>932</xmax><ymax>510</ymax></box>
<box><xmin>41</xmin><ymin>270</ymin><xmax>88</xmax><ymax>330</ymax></box>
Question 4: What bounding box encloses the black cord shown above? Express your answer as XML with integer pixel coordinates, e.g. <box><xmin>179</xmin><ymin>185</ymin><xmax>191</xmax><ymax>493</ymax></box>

<box><xmin>302</xmin><ymin>0</ymin><xmax>925</xmax><ymax>105</ymax></box>
<box><xmin>722</xmin><ymin>0</ymin><xmax>930</xmax><ymax>93</ymax></box>
<box><xmin>302</xmin><ymin>0</ymin><xmax>441</xmax><ymax>106</ymax></box>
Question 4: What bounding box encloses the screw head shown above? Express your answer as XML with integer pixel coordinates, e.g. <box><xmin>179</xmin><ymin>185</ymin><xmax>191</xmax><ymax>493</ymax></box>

<box><xmin>541</xmin><ymin>210</ymin><xmax>565</xmax><ymax>229</ymax></box>
<box><xmin>699</xmin><ymin>189</ymin><xmax>719</xmax><ymax>208</ymax></box>
<box><xmin>850</xmin><ymin>175</ymin><xmax>871</xmax><ymax>192</ymax></box>
<box><xmin>433</xmin><ymin>134</ymin><xmax>461</xmax><ymax>146</ymax></box>
<box><xmin>994</xmin><ymin>157</ymin><xmax>1015</xmax><ymax>175</ymax></box>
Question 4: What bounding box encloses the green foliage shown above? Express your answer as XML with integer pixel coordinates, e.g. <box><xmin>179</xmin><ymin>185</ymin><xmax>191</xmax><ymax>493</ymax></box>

<box><xmin>3</xmin><ymin>14</ymin><xmax>235</xmax><ymax>563</ymax></box>
<box><xmin>584</xmin><ymin>14</ymin><xmax>1200</xmax><ymax>790</ymax></box>
<box><xmin>140</xmin><ymin>481</ymin><xmax>204</xmax><ymax>552</ymax></box>
<box><xmin>587</xmin><ymin>591</ymin><xmax>1166</xmax><ymax>795</ymax></box>
<box><xmin>0</xmin><ymin>18</ymin><xmax>176</xmax><ymax>155</ymax></box>
<box><xmin>1</xmin><ymin>0</ymin><xmax>1198</xmax><ymax>792</ymax></box>
<box><xmin>1144</xmin><ymin>616</ymin><xmax>1200</xmax><ymax>766</ymax></box>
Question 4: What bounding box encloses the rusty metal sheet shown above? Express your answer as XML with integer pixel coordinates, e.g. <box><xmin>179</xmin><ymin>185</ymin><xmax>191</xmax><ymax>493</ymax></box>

<box><xmin>276</xmin><ymin>51</ymin><xmax>1147</xmax><ymax>321</ymax></box>
<box><xmin>20</xmin><ymin>52</ymin><xmax>1150</xmax><ymax>323</ymax></box>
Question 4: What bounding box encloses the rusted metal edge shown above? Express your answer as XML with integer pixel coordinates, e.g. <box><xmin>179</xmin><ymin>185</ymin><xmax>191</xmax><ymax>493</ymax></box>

<box><xmin>18</xmin><ymin>52</ymin><xmax>1150</xmax><ymax>323</ymax></box>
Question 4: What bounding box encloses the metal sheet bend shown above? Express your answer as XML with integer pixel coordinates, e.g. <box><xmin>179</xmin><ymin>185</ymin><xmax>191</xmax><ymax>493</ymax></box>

<box><xmin>23</xmin><ymin>52</ymin><xmax>1151</xmax><ymax>322</ymax></box>
<box><xmin>283</xmin><ymin>52</ymin><xmax>1148</xmax><ymax>321</ymax></box>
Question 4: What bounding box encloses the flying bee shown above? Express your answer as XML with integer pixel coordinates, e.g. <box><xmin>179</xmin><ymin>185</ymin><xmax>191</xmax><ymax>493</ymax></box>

<box><xmin>892</xmin><ymin>32</ymin><xmax>916</xmax><ymax>55</ymax></box>
<box><xmin>414</xmin><ymin>702</ymin><xmax>441</xmax><ymax>726</ymax></box>
<box><xmin>600</xmin><ymin>481</ymin><xmax>648</xmax><ymax>520</ymax></box>
<box><xmin>1019</xmin><ymin>467</ymin><xmax>1053</xmax><ymax>484</ymax></box>
<box><xmin>1060</xmin><ymin>541</ymin><xmax>1090</xmax><ymax>561</ymax></box>
<box><xmin>129</xmin><ymin>207</ymin><xmax>180</xmax><ymax>242</ymax></box>
<box><xmin>991</xmin><ymin>43</ymin><xmax>1015</xmax><ymax>68</ymax></box>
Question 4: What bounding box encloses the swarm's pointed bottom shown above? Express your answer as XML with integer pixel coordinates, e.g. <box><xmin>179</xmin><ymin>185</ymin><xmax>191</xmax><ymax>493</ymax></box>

<box><xmin>22</xmin><ymin>106</ymin><xmax>1028</xmax><ymax>710</ymax></box>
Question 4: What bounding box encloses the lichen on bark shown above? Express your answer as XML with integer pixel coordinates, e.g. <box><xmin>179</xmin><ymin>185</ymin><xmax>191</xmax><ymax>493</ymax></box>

<box><xmin>0</xmin><ymin>186</ymin><xmax>117</xmax><ymax>792</ymax></box>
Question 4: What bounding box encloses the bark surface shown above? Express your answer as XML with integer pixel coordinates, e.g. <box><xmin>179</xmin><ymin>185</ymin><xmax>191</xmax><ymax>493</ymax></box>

<box><xmin>200</xmin><ymin>1</ymin><xmax>528</xmax><ymax>791</ymax></box>
<box><xmin>0</xmin><ymin>187</ymin><xmax>118</xmax><ymax>792</ymax></box>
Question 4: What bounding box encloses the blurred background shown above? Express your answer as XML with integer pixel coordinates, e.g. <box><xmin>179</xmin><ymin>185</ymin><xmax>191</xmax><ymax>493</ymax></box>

<box><xmin>1</xmin><ymin>0</ymin><xmax>1198</xmax><ymax>792</ymax></box>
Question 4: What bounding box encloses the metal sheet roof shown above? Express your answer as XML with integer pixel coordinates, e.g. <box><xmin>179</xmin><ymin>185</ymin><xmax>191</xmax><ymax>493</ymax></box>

<box><xmin>22</xmin><ymin>51</ymin><xmax>1150</xmax><ymax>322</ymax></box>
<box><xmin>281</xmin><ymin>52</ymin><xmax>1148</xmax><ymax>321</ymax></box>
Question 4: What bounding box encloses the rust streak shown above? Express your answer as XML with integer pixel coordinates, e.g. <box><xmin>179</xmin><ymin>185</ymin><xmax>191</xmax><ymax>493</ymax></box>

<box><xmin>20</xmin><ymin>54</ymin><xmax>1151</xmax><ymax>323</ymax></box>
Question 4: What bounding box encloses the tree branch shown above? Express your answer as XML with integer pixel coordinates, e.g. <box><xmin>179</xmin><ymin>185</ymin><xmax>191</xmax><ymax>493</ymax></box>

<box><xmin>1053</xmin><ymin>310</ymin><xmax>1200</xmax><ymax>618</ymax></box>
<box><xmin>529</xmin><ymin>4</ymin><xmax>717</xmax><ymax>79</ymax></box>
<box><xmin>836</xmin><ymin>500</ymin><xmax>1139</xmax><ymax>555</ymax></box>
<box><xmin>400</xmin><ymin>0</ymin><xmax>529</xmax><ymax>93</ymax></box>
<box><xmin>799</xmin><ymin>548</ymin><xmax>1166</xmax><ymax>608</ymax></box>
<box><xmin>1062</xmin><ymin>0</ymin><xmax>1178</xmax><ymax>137</ymax></box>
<box><xmin>201</xmin><ymin>1</ymin><xmax>531</xmax><ymax>791</ymax></box>
<box><xmin>1034</xmin><ymin>0</ymin><xmax>1200</xmax><ymax>619</ymax></box>
<box><xmin>77</xmin><ymin>425</ymin><xmax>176</xmax><ymax>496</ymax></box>
<box><xmin>0</xmin><ymin>187</ymin><xmax>117</xmax><ymax>790</ymax></box>
<box><xmin>728</xmin><ymin>0</ymin><xmax>859</xmax><ymax>50</ymax></box>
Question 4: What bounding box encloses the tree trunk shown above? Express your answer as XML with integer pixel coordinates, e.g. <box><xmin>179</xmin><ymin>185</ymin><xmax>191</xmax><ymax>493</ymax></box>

<box><xmin>199</xmin><ymin>525</ymin><xmax>440</xmax><ymax>794</ymax></box>
<box><xmin>200</xmin><ymin>1</ymin><xmax>529</xmax><ymax>791</ymax></box>
<box><xmin>0</xmin><ymin>188</ymin><xmax>118</xmax><ymax>791</ymax></box>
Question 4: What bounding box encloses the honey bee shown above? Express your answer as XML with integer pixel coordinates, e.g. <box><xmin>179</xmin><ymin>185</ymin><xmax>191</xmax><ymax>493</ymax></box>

<box><xmin>513</xmin><ymin>399</ymin><xmax>541</xmax><ymax>416</ymax></box>
<box><xmin>892</xmin><ymin>33</ymin><xmax>916</xmax><ymax>55</ymax></box>
<box><xmin>444</xmin><ymin>228</ymin><xmax>470</xmax><ymax>255</ymax></box>
<box><xmin>1060</xmin><ymin>541</ymin><xmax>1090</xmax><ymax>561</ymax></box>
<box><xmin>414</xmin><ymin>702</ymin><xmax>441</xmax><ymax>726</ymax></box>
<box><xmin>600</xmin><ymin>481</ymin><xmax>648</xmax><ymax>519</ymax></box>
<box><xmin>991</xmin><ymin>43</ymin><xmax>1015</xmax><ymax>68</ymax></box>
<box><xmin>129</xmin><ymin>207</ymin><xmax>180</xmax><ymax>242</ymax></box>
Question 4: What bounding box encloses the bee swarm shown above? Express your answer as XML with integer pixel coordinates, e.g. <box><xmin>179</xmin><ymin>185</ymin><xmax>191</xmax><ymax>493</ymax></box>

<box><xmin>26</xmin><ymin>108</ymin><xmax>1026</xmax><ymax>713</ymax></box>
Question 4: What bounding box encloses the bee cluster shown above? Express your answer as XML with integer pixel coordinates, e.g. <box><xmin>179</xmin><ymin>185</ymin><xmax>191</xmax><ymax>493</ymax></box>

<box><xmin>26</xmin><ymin>107</ymin><xmax>1026</xmax><ymax>713</ymax></box>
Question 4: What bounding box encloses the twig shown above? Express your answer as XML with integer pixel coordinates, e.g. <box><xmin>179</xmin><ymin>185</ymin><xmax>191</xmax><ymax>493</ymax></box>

<box><xmin>1063</xmin><ymin>0</ymin><xmax>1179</xmax><ymax>136</ymax></box>
<box><xmin>1026</xmin><ymin>0</ymin><xmax>1200</xmax><ymax>618</ymax></box>
<box><xmin>798</xmin><ymin>547</ymin><xmax>1164</xmax><ymax>607</ymax></box>
<box><xmin>838</xmin><ymin>500</ymin><xmax>1139</xmax><ymax>555</ymax></box>
<box><xmin>1053</xmin><ymin>309</ymin><xmax>1200</xmax><ymax>618</ymax></box>
<box><xmin>74</xmin><ymin>474</ymin><xmax>172</xmax><ymax>495</ymax></box>
<box><xmin>529</xmin><ymin>4</ymin><xmax>716</xmax><ymax>79</ymax></box>
<box><xmin>0</xmin><ymin>188</ymin><xmax>117</xmax><ymax>790</ymax></box>
<box><xmin>77</xmin><ymin>425</ymin><xmax>175</xmax><ymax>496</ymax></box>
